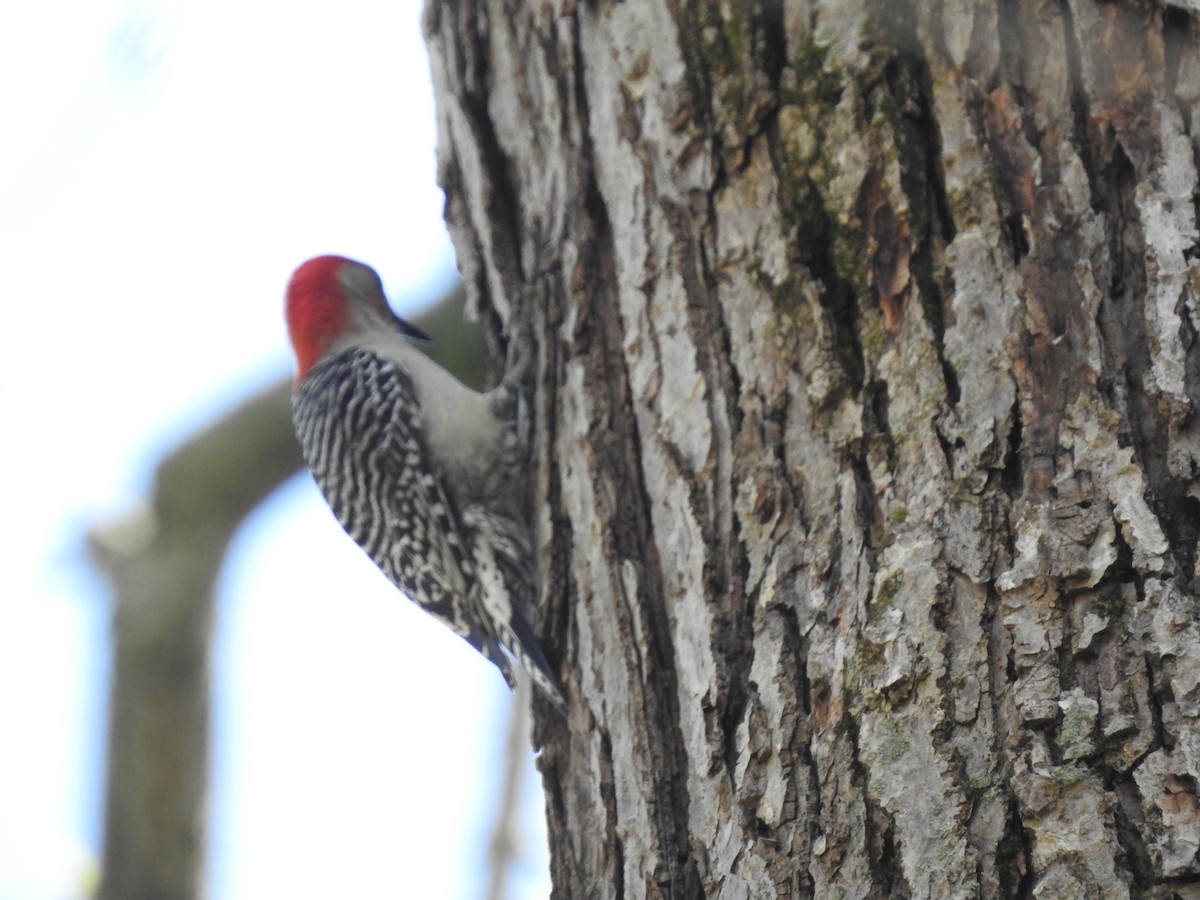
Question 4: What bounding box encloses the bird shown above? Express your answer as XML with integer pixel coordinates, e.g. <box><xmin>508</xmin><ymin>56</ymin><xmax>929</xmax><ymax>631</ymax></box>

<box><xmin>284</xmin><ymin>254</ymin><xmax>565</xmax><ymax>712</ymax></box>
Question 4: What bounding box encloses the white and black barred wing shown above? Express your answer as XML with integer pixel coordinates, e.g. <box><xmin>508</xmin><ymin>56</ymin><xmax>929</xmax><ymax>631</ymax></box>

<box><xmin>292</xmin><ymin>348</ymin><xmax>516</xmax><ymax>686</ymax></box>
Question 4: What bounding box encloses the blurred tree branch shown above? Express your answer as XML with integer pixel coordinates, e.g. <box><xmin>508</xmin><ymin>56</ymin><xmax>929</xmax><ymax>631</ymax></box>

<box><xmin>89</xmin><ymin>278</ymin><xmax>479</xmax><ymax>900</ymax></box>
<box><xmin>89</xmin><ymin>377</ymin><xmax>299</xmax><ymax>900</ymax></box>
<box><xmin>485</xmin><ymin>678</ymin><xmax>531</xmax><ymax>900</ymax></box>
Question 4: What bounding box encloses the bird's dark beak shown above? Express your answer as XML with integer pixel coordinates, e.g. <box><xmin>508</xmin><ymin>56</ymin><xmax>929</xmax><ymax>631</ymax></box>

<box><xmin>392</xmin><ymin>311</ymin><xmax>432</xmax><ymax>343</ymax></box>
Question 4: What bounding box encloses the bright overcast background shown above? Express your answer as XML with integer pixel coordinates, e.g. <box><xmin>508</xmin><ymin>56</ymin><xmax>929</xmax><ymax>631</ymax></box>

<box><xmin>0</xmin><ymin>1</ymin><xmax>550</xmax><ymax>898</ymax></box>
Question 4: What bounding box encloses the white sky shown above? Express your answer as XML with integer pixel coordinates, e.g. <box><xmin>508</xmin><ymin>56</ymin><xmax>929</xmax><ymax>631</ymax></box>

<box><xmin>0</xmin><ymin>1</ymin><xmax>550</xmax><ymax>897</ymax></box>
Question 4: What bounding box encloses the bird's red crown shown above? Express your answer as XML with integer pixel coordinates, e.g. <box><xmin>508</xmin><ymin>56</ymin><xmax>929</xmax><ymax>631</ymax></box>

<box><xmin>285</xmin><ymin>255</ymin><xmax>357</xmax><ymax>382</ymax></box>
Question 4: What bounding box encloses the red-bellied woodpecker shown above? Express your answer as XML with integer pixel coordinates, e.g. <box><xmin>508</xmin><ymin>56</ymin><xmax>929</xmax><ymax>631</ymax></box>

<box><xmin>285</xmin><ymin>255</ymin><xmax>566</xmax><ymax>712</ymax></box>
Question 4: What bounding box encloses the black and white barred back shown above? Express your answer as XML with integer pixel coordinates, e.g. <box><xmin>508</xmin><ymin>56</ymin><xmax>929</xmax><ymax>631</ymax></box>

<box><xmin>293</xmin><ymin>347</ymin><xmax>565</xmax><ymax>711</ymax></box>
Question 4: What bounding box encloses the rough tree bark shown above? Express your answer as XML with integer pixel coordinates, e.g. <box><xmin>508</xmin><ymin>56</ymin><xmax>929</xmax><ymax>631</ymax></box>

<box><xmin>426</xmin><ymin>1</ymin><xmax>1200</xmax><ymax>897</ymax></box>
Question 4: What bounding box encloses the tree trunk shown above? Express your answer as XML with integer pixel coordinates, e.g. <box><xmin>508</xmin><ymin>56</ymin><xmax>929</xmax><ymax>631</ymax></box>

<box><xmin>427</xmin><ymin>1</ymin><xmax>1200</xmax><ymax>897</ymax></box>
